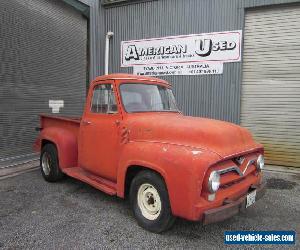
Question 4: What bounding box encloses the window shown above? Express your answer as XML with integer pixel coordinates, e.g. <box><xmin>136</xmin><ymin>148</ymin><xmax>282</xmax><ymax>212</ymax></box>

<box><xmin>120</xmin><ymin>83</ymin><xmax>179</xmax><ymax>113</ymax></box>
<box><xmin>91</xmin><ymin>84</ymin><xmax>118</xmax><ymax>114</ymax></box>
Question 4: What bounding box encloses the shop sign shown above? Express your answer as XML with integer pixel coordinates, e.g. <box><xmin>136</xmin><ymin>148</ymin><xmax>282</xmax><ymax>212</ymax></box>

<box><xmin>121</xmin><ymin>30</ymin><xmax>242</xmax><ymax>67</ymax></box>
<box><xmin>133</xmin><ymin>62</ymin><xmax>223</xmax><ymax>76</ymax></box>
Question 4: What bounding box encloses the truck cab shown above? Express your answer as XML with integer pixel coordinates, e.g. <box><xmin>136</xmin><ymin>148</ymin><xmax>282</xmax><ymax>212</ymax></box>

<box><xmin>35</xmin><ymin>74</ymin><xmax>265</xmax><ymax>233</ymax></box>
<box><xmin>78</xmin><ymin>76</ymin><xmax>177</xmax><ymax>181</ymax></box>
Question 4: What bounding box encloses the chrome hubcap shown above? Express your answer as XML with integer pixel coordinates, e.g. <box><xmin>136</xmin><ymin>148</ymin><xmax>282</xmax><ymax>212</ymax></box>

<box><xmin>137</xmin><ymin>183</ymin><xmax>161</xmax><ymax>220</ymax></box>
<box><xmin>41</xmin><ymin>152</ymin><xmax>51</xmax><ymax>176</ymax></box>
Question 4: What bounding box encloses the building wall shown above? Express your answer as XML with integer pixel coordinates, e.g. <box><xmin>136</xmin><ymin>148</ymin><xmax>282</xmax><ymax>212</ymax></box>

<box><xmin>0</xmin><ymin>0</ymin><xmax>87</xmax><ymax>161</ymax></box>
<box><xmin>91</xmin><ymin>0</ymin><xmax>300</xmax><ymax>123</ymax></box>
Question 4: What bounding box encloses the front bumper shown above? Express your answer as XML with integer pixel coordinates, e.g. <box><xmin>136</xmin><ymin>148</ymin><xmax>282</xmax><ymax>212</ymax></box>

<box><xmin>202</xmin><ymin>182</ymin><xmax>266</xmax><ymax>225</ymax></box>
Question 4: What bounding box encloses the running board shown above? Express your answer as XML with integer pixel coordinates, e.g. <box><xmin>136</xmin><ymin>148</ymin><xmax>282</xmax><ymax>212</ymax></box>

<box><xmin>63</xmin><ymin>167</ymin><xmax>117</xmax><ymax>195</ymax></box>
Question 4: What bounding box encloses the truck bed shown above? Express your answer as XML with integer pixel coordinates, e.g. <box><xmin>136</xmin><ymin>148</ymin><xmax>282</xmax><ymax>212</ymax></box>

<box><xmin>40</xmin><ymin>114</ymin><xmax>81</xmax><ymax>132</ymax></box>
<box><xmin>41</xmin><ymin>113</ymin><xmax>81</xmax><ymax>124</ymax></box>
<box><xmin>34</xmin><ymin>114</ymin><xmax>81</xmax><ymax>153</ymax></box>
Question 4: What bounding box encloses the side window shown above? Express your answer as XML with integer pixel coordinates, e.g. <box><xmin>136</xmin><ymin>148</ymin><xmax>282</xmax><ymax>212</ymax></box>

<box><xmin>91</xmin><ymin>84</ymin><xmax>118</xmax><ymax>114</ymax></box>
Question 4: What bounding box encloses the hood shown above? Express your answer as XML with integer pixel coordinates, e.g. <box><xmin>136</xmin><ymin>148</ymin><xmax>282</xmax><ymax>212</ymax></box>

<box><xmin>127</xmin><ymin>113</ymin><xmax>261</xmax><ymax>158</ymax></box>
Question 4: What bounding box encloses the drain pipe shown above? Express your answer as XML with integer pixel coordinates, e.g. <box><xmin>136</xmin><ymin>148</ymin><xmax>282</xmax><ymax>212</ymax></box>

<box><xmin>105</xmin><ymin>31</ymin><xmax>114</xmax><ymax>75</ymax></box>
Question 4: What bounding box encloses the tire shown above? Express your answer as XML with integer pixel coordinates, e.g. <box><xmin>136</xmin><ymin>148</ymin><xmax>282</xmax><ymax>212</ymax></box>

<box><xmin>40</xmin><ymin>143</ymin><xmax>64</xmax><ymax>182</ymax></box>
<box><xmin>129</xmin><ymin>170</ymin><xmax>175</xmax><ymax>233</ymax></box>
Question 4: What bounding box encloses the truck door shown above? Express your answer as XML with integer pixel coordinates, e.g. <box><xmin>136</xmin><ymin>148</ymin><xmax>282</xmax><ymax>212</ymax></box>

<box><xmin>78</xmin><ymin>81</ymin><xmax>121</xmax><ymax>181</ymax></box>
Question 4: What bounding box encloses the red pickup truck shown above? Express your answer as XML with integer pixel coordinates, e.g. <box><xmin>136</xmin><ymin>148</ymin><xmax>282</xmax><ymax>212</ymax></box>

<box><xmin>34</xmin><ymin>74</ymin><xmax>265</xmax><ymax>233</ymax></box>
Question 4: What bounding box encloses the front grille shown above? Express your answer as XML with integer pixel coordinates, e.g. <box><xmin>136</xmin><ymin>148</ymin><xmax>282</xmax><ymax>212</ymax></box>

<box><xmin>205</xmin><ymin>152</ymin><xmax>260</xmax><ymax>190</ymax></box>
<box><xmin>220</xmin><ymin>177</ymin><xmax>245</xmax><ymax>188</ymax></box>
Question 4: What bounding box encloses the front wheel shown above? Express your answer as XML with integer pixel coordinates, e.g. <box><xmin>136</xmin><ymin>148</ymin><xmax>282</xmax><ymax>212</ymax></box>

<box><xmin>129</xmin><ymin>170</ymin><xmax>175</xmax><ymax>233</ymax></box>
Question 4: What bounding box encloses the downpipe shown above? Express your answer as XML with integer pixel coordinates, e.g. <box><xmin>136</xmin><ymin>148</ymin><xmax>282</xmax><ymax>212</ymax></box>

<box><xmin>105</xmin><ymin>31</ymin><xmax>114</xmax><ymax>75</ymax></box>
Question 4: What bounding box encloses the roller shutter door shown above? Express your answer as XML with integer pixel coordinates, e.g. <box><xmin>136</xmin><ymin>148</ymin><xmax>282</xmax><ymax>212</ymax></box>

<box><xmin>241</xmin><ymin>5</ymin><xmax>300</xmax><ymax>168</ymax></box>
<box><xmin>0</xmin><ymin>0</ymin><xmax>87</xmax><ymax>164</ymax></box>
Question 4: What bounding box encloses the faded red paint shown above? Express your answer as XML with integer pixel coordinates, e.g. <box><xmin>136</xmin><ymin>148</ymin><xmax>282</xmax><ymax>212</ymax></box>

<box><xmin>34</xmin><ymin>74</ymin><xmax>264</xmax><ymax>222</ymax></box>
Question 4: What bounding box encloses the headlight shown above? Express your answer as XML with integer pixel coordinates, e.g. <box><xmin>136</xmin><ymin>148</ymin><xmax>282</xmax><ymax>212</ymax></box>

<box><xmin>257</xmin><ymin>154</ymin><xmax>264</xmax><ymax>170</ymax></box>
<box><xmin>208</xmin><ymin>171</ymin><xmax>220</xmax><ymax>193</ymax></box>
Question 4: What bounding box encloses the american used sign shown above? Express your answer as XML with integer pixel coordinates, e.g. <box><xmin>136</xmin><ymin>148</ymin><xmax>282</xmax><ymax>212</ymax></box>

<box><xmin>121</xmin><ymin>30</ymin><xmax>242</xmax><ymax>67</ymax></box>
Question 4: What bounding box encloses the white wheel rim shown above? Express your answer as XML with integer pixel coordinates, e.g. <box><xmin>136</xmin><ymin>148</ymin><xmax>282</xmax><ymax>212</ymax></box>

<box><xmin>41</xmin><ymin>152</ymin><xmax>51</xmax><ymax>176</ymax></box>
<box><xmin>137</xmin><ymin>183</ymin><xmax>162</xmax><ymax>220</ymax></box>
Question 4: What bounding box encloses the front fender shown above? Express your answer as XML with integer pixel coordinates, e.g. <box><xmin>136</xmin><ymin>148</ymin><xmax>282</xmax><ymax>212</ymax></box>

<box><xmin>117</xmin><ymin>141</ymin><xmax>220</xmax><ymax>220</ymax></box>
<box><xmin>38</xmin><ymin>127</ymin><xmax>78</xmax><ymax>169</ymax></box>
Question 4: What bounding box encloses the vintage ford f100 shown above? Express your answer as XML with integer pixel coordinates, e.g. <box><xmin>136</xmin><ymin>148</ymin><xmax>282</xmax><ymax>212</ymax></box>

<box><xmin>34</xmin><ymin>74</ymin><xmax>265</xmax><ymax>233</ymax></box>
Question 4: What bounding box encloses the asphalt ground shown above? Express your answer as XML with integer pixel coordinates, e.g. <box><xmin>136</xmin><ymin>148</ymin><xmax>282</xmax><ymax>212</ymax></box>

<box><xmin>0</xmin><ymin>167</ymin><xmax>299</xmax><ymax>249</ymax></box>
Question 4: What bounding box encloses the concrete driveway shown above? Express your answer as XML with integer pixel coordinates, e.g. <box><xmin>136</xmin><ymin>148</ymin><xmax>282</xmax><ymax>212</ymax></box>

<box><xmin>0</xmin><ymin>167</ymin><xmax>299</xmax><ymax>249</ymax></box>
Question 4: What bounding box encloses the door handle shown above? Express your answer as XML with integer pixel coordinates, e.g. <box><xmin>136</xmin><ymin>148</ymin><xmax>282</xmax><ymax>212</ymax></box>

<box><xmin>82</xmin><ymin>120</ymin><xmax>92</xmax><ymax>125</ymax></box>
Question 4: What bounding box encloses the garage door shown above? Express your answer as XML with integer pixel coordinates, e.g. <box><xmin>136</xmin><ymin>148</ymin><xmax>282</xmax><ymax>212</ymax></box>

<box><xmin>241</xmin><ymin>5</ymin><xmax>300</xmax><ymax>168</ymax></box>
<box><xmin>0</xmin><ymin>0</ymin><xmax>87</xmax><ymax>165</ymax></box>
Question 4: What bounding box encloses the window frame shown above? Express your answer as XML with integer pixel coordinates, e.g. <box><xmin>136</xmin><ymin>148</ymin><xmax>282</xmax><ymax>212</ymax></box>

<box><xmin>90</xmin><ymin>83</ymin><xmax>119</xmax><ymax>115</ymax></box>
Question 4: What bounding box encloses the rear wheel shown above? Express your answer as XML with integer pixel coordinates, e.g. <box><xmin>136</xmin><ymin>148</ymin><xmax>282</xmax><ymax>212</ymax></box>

<box><xmin>129</xmin><ymin>170</ymin><xmax>175</xmax><ymax>233</ymax></box>
<box><xmin>40</xmin><ymin>143</ymin><xmax>64</xmax><ymax>182</ymax></box>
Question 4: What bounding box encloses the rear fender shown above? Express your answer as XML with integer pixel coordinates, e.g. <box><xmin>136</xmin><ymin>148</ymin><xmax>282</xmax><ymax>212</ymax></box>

<box><xmin>39</xmin><ymin>127</ymin><xmax>78</xmax><ymax>169</ymax></box>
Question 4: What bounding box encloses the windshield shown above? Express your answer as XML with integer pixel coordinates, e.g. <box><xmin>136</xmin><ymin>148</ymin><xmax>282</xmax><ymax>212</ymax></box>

<box><xmin>120</xmin><ymin>83</ymin><xmax>179</xmax><ymax>113</ymax></box>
